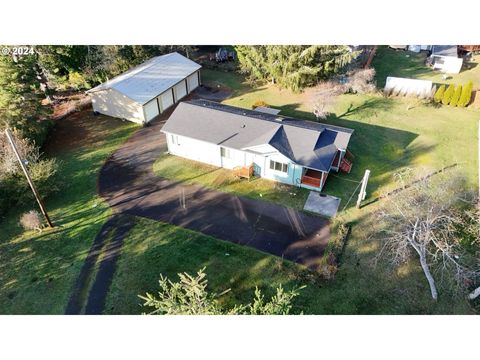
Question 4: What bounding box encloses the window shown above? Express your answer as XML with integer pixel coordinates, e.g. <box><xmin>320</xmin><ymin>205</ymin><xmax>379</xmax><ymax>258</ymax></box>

<box><xmin>220</xmin><ymin>147</ymin><xmax>232</xmax><ymax>159</ymax></box>
<box><xmin>269</xmin><ymin>160</ymin><xmax>288</xmax><ymax>173</ymax></box>
<box><xmin>171</xmin><ymin>134</ymin><xmax>180</xmax><ymax>145</ymax></box>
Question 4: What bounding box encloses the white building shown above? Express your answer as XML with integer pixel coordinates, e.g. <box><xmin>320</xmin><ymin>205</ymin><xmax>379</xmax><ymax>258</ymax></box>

<box><xmin>161</xmin><ymin>100</ymin><xmax>354</xmax><ymax>191</ymax></box>
<box><xmin>87</xmin><ymin>52</ymin><xmax>201</xmax><ymax>124</ymax></box>
<box><xmin>429</xmin><ymin>45</ymin><xmax>463</xmax><ymax>74</ymax></box>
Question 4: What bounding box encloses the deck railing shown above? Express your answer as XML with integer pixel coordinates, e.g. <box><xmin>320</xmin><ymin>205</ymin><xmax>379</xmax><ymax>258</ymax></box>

<box><xmin>233</xmin><ymin>164</ymin><xmax>254</xmax><ymax>179</ymax></box>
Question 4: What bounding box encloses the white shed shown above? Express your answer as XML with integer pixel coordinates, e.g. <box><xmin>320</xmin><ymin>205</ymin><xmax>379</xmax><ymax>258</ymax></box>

<box><xmin>87</xmin><ymin>52</ymin><xmax>201</xmax><ymax>124</ymax></box>
<box><xmin>429</xmin><ymin>45</ymin><xmax>463</xmax><ymax>74</ymax></box>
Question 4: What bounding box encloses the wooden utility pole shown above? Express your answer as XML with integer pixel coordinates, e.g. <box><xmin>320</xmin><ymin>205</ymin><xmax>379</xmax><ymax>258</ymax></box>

<box><xmin>4</xmin><ymin>128</ymin><xmax>54</xmax><ymax>228</ymax></box>
<box><xmin>478</xmin><ymin>120</ymin><xmax>480</xmax><ymax>208</ymax></box>
<box><xmin>356</xmin><ymin>169</ymin><xmax>370</xmax><ymax>209</ymax></box>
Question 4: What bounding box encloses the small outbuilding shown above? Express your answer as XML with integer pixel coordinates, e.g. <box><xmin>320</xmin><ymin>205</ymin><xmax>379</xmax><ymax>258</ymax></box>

<box><xmin>429</xmin><ymin>45</ymin><xmax>463</xmax><ymax>74</ymax></box>
<box><xmin>87</xmin><ymin>52</ymin><xmax>201</xmax><ymax>124</ymax></box>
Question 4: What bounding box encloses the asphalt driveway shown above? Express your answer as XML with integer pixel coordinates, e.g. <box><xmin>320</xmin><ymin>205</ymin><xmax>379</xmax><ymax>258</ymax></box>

<box><xmin>98</xmin><ymin>108</ymin><xmax>330</xmax><ymax>271</ymax></box>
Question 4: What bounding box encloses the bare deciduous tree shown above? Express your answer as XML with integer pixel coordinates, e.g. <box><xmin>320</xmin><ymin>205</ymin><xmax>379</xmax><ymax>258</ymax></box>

<box><xmin>0</xmin><ymin>129</ymin><xmax>40</xmax><ymax>176</ymax></box>
<box><xmin>347</xmin><ymin>68</ymin><xmax>376</xmax><ymax>94</ymax></box>
<box><xmin>376</xmin><ymin>170</ymin><xmax>479</xmax><ymax>300</ymax></box>
<box><xmin>308</xmin><ymin>81</ymin><xmax>346</xmax><ymax>120</ymax></box>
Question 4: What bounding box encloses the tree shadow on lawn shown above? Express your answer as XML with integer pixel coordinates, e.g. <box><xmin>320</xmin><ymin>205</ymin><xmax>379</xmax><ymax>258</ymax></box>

<box><xmin>104</xmin><ymin>213</ymin><xmax>475</xmax><ymax>315</ymax></box>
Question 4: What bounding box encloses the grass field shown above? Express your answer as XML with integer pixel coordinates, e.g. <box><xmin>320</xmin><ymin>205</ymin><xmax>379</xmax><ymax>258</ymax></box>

<box><xmin>373</xmin><ymin>46</ymin><xmax>480</xmax><ymax>88</ymax></box>
<box><xmin>1</xmin><ymin>46</ymin><xmax>478</xmax><ymax>315</ymax></box>
<box><xmin>0</xmin><ymin>111</ymin><xmax>137</xmax><ymax>314</ymax></box>
<box><xmin>105</xmin><ymin>216</ymin><xmax>474</xmax><ymax>314</ymax></box>
<box><xmin>201</xmin><ymin>60</ymin><xmax>479</xmax><ymax>212</ymax></box>
<box><xmin>153</xmin><ymin>154</ymin><xmax>310</xmax><ymax>210</ymax></box>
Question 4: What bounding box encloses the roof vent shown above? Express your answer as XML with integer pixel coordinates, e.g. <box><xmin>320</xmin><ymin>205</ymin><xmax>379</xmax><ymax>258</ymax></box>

<box><xmin>241</xmin><ymin>124</ymin><xmax>246</xmax><ymax>128</ymax></box>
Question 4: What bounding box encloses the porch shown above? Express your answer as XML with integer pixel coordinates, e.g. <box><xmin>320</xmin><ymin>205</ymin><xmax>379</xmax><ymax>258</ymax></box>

<box><xmin>300</xmin><ymin>168</ymin><xmax>327</xmax><ymax>189</ymax></box>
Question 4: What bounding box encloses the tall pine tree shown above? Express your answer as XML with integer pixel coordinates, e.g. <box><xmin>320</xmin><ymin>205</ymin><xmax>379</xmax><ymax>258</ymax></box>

<box><xmin>235</xmin><ymin>45</ymin><xmax>359</xmax><ymax>92</ymax></box>
<box><xmin>0</xmin><ymin>51</ymin><xmax>52</xmax><ymax>145</ymax></box>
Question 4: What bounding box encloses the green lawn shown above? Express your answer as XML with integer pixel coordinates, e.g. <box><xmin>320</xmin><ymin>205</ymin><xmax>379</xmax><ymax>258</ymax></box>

<box><xmin>373</xmin><ymin>46</ymin><xmax>480</xmax><ymax>88</ymax></box>
<box><xmin>0</xmin><ymin>112</ymin><xmax>138</xmax><ymax>314</ymax></box>
<box><xmin>2</xmin><ymin>48</ymin><xmax>478</xmax><ymax>315</ymax></box>
<box><xmin>153</xmin><ymin>153</ymin><xmax>310</xmax><ymax>210</ymax></box>
<box><xmin>105</xmin><ymin>216</ymin><xmax>474</xmax><ymax>314</ymax></box>
<box><xmin>201</xmin><ymin>64</ymin><xmax>478</xmax><ymax>212</ymax></box>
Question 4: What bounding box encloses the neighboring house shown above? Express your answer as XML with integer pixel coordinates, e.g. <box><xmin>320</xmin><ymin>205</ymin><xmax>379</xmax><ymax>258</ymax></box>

<box><xmin>407</xmin><ymin>45</ymin><xmax>432</xmax><ymax>53</ymax></box>
<box><xmin>428</xmin><ymin>45</ymin><xmax>463</xmax><ymax>74</ymax></box>
<box><xmin>86</xmin><ymin>52</ymin><xmax>201</xmax><ymax>124</ymax></box>
<box><xmin>161</xmin><ymin>100</ymin><xmax>354</xmax><ymax>191</ymax></box>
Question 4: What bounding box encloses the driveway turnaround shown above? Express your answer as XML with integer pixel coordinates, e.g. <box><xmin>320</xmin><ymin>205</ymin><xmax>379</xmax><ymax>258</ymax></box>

<box><xmin>98</xmin><ymin>110</ymin><xmax>330</xmax><ymax>271</ymax></box>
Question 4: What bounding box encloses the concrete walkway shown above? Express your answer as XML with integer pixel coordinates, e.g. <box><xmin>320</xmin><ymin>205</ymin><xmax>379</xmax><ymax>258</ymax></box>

<box><xmin>98</xmin><ymin>111</ymin><xmax>330</xmax><ymax>271</ymax></box>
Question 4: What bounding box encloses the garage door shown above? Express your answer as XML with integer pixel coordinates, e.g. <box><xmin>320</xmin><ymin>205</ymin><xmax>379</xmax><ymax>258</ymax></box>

<box><xmin>187</xmin><ymin>72</ymin><xmax>199</xmax><ymax>93</ymax></box>
<box><xmin>159</xmin><ymin>89</ymin><xmax>174</xmax><ymax>111</ymax></box>
<box><xmin>143</xmin><ymin>99</ymin><xmax>159</xmax><ymax>122</ymax></box>
<box><xmin>174</xmin><ymin>80</ymin><xmax>187</xmax><ymax>101</ymax></box>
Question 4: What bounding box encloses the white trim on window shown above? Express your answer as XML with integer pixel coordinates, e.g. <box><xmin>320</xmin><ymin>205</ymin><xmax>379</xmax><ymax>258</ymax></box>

<box><xmin>171</xmin><ymin>134</ymin><xmax>180</xmax><ymax>145</ymax></box>
<box><xmin>220</xmin><ymin>147</ymin><xmax>232</xmax><ymax>159</ymax></box>
<box><xmin>269</xmin><ymin>160</ymin><xmax>288</xmax><ymax>174</ymax></box>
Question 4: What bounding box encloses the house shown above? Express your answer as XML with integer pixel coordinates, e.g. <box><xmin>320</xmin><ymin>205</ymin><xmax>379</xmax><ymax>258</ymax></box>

<box><xmin>161</xmin><ymin>100</ymin><xmax>354</xmax><ymax>191</ymax></box>
<box><xmin>428</xmin><ymin>45</ymin><xmax>463</xmax><ymax>74</ymax></box>
<box><xmin>86</xmin><ymin>52</ymin><xmax>201</xmax><ymax>124</ymax></box>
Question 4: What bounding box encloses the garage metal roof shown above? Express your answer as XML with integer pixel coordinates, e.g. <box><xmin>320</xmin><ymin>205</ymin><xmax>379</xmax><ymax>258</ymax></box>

<box><xmin>87</xmin><ymin>52</ymin><xmax>201</xmax><ymax>104</ymax></box>
<box><xmin>162</xmin><ymin>100</ymin><xmax>354</xmax><ymax>172</ymax></box>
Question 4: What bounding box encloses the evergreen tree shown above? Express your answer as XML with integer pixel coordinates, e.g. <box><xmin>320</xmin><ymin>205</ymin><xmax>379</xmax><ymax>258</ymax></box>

<box><xmin>434</xmin><ymin>84</ymin><xmax>445</xmax><ymax>103</ymax></box>
<box><xmin>458</xmin><ymin>81</ymin><xmax>473</xmax><ymax>107</ymax></box>
<box><xmin>235</xmin><ymin>45</ymin><xmax>359</xmax><ymax>92</ymax></box>
<box><xmin>0</xmin><ymin>51</ymin><xmax>52</xmax><ymax>145</ymax></box>
<box><xmin>449</xmin><ymin>85</ymin><xmax>462</xmax><ymax>107</ymax></box>
<box><xmin>441</xmin><ymin>84</ymin><xmax>455</xmax><ymax>105</ymax></box>
<box><xmin>139</xmin><ymin>268</ymin><xmax>304</xmax><ymax>315</ymax></box>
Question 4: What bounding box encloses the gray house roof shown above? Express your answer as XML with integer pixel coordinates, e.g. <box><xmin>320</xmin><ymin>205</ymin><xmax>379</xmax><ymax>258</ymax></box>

<box><xmin>87</xmin><ymin>52</ymin><xmax>201</xmax><ymax>104</ymax></box>
<box><xmin>162</xmin><ymin>100</ymin><xmax>354</xmax><ymax>172</ymax></box>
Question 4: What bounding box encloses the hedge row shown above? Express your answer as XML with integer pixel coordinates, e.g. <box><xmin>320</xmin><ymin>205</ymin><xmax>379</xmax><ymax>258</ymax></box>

<box><xmin>434</xmin><ymin>81</ymin><xmax>474</xmax><ymax>107</ymax></box>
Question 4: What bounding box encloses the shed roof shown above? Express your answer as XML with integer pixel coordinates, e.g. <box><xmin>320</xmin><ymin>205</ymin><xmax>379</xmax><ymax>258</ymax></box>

<box><xmin>162</xmin><ymin>100</ymin><xmax>354</xmax><ymax>172</ymax></box>
<box><xmin>431</xmin><ymin>45</ymin><xmax>458</xmax><ymax>57</ymax></box>
<box><xmin>87</xmin><ymin>52</ymin><xmax>201</xmax><ymax>104</ymax></box>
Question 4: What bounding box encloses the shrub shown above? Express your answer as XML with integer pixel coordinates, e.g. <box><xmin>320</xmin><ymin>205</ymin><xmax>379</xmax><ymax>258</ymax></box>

<box><xmin>0</xmin><ymin>131</ymin><xmax>59</xmax><ymax>216</ymax></box>
<box><xmin>19</xmin><ymin>210</ymin><xmax>42</xmax><ymax>232</ymax></box>
<box><xmin>347</xmin><ymin>68</ymin><xmax>376</xmax><ymax>94</ymax></box>
<box><xmin>458</xmin><ymin>81</ymin><xmax>473</xmax><ymax>107</ymax></box>
<box><xmin>252</xmin><ymin>100</ymin><xmax>268</xmax><ymax>109</ymax></box>
<box><xmin>434</xmin><ymin>84</ymin><xmax>445</xmax><ymax>103</ymax></box>
<box><xmin>449</xmin><ymin>85</ymin><xmax>462</xmax><ymax>107</ymax></box>
<box><xmin>442</xmin><ymin>84</ymin><xmax>455</xmax><ymax>105</ymax></box>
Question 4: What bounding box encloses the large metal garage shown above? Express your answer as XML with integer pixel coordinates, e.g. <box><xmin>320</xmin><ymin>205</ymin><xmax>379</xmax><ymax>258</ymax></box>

<box><xmin>87</xmin><ymin>52</ymin><xmax>201</xmax><ymax>124</ymax></box>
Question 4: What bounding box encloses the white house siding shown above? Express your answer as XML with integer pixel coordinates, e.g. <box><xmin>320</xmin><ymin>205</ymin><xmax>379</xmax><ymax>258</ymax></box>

<box><xmin>431</xmin><ymin>56</ymin><xmax>463</xmax><ymax>74</ymax></box>
<box><xmin>166</xmin><ymin>133</ymin><xmax>222</xmax><ymax>167</ymax></box>
<box><xmin>165</xmin><ymin>132</ymin><xmax>304</xmax><ymax>187</ymax></box>
<box><xmin>90</xmin><ymin>88</ymin><xmax>145</xmax><ymax>123</ymax></box>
